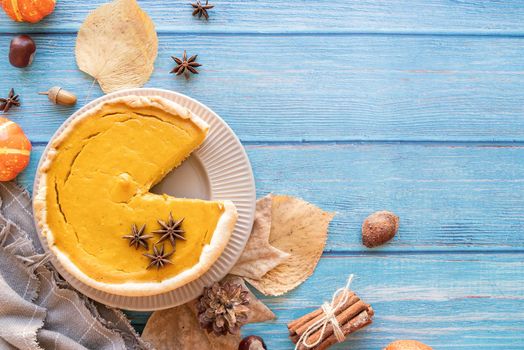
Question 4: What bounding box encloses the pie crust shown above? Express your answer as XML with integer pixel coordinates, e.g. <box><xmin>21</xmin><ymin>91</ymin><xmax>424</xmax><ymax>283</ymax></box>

<box><xmin>34</xmin><ymin>95</ymin><xmax>238</xmax><ymax>296</ymax></box>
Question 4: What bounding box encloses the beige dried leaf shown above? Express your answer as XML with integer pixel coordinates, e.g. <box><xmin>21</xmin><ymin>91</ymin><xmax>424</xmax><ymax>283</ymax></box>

<box><xmin>142</xmin><ymin>275</ymin><xmax>275</xmax><ymax>350</ymax></box>
<box><xmin>246</xmin><ymin>195</ymin><xmax>334</xmax><ymax>296</ymax></box>
<box><xmin>230</xmin><ymin>195</ymin><xmax>290</xmax><ymax>279</ymax></box>
<box><xmin>75</xmin><ymin>0</ymin><xmax>158</xmax><ymax>93</ymax></box>
<box><xmin>142</xmin><ymin>303</ymin><xmax>241</xmax><ymax>350</ymax></box>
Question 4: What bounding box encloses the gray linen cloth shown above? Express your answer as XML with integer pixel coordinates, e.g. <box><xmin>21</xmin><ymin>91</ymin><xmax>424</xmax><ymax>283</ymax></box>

<box><xmin>0</xmin><ymin>182</ymin><xmax>153</xmax><ymax>350</ymax></box>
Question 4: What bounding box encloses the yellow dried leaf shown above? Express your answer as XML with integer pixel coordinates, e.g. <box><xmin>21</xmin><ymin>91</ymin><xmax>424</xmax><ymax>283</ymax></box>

<box><xmin>230</xmin><ymin>195</ymin><xmax>290</xmax><ymax>280</ymax></box>
<box><xmin>75</xmin><ymin>0</ymin><xmax>158</xmax><ymax>93</ymax></box>
<box><xmin>246</xmin><ymin>195</ymin><xmax>334</xmax><ymax>296</ymax></box>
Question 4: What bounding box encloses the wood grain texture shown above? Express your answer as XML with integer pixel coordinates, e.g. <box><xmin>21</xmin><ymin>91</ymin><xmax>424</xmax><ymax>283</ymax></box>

<box><xmin>129</xmin><ymin>254</ymin><xmax>524</xmax><ymax>348</ymax></box>
<box><xmin>1</xmin><ymin>0</ymin><xmax>524</xmax><ymax>34</ymax></box>
<box><xmin>1</xmin><ymin>34</ymin><xmax>524</xmax><ymax>142</ymax></box>
<box><xmin>2</xmin><ymin>1</ymin><xmax>523</xmax><ymax>347</ymax></box>
<box><xmin>240</xmin><ymin>254</ymin><xmax>524</xmax><ymax>350</ymax></box>
<box><xmin>21</xmin><ymin>143</ymin><xmax>524</xmax><ymax>252</ymax></box>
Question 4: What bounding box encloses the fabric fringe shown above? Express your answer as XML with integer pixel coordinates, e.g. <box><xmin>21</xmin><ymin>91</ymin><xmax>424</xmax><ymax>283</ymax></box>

<box><xmin>1</xmin><ymin>182</ymin><xmax>154</xmax><ymax>350</ymax></box>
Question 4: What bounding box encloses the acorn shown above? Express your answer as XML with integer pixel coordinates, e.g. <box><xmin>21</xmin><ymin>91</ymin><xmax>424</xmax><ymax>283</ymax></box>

<box><xmin>39</xmin><ymin>87</ymin><xmax>77</xmax><ymax>106</ymax></box>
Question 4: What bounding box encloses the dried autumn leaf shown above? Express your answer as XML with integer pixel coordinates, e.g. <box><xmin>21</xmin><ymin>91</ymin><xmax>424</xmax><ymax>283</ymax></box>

<box><xmin>75</xmin><ymin>0</ymin><xmax>158</xmax><ymax>93</ymax></box>
<box><xmin>246</xmin><ymin>195</ymin><xmax>334</xmax><ymax>296</ymax></box>
<box><xmin>142</xmin><ymin>275</ymin><xmax>274</xmax><ymax>350</ymax></box>
<box><xmin>230</xmin><ymin>195</ymin><xmax>289</xmax><ymax>280</ymax></box>
<box><xmin>142</xmin><ymin>303</ymin><xmax>238</xmax><ymax>350</ymax></box>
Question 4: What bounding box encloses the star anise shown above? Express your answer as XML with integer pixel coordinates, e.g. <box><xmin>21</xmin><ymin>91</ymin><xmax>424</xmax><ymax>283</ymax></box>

<box><xmin>122</xmin><ymin>224</ymin><xmax>153</xmax><ymax>250</ymax></box>
<box><xmin>191</xmin><ymin>0</ymin><xmax>214</xmax><ymax>20</ymax></box>
<box><xmin>154</xmin><ymin>212</ymin><xmax>186</xmax><ymax>247</ymax></box>
<box><xmin>170</xmin><ymin>50</ymin><xmax>202</xmax><ymax>79</ymax></box>
<box><xmin>0</xmin><ymin>88</ymin><xmax>20</xmax><ymax>113</ymax></box>
<box><xmin>144</xmin><ymin>244</ymin><xmax>174</xmax><ymax>269</ymax></box>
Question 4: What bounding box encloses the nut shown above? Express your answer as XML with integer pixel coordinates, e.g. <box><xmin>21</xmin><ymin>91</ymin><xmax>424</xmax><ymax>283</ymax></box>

<box><xmin>238</xmin><ymin>335</ymin><xmax>267</xmax><ymax>350</ymax></box>
<box><xmin>38</xmin><ymin>87</ymin><xmax>77</xmax><ymax>106</ymax></box>
<box><xmin>362</xmin><ymin>210</ymin><xmax>399</xmax><ymax>248</ymax></box>
<box><xmin>384</xmin><ymin>340</ymin><xmax>433</xmax><ymax>350</ymax></box>
<box><xmin>9</xmin><ymin>34</ymin><xmax>36</xmax><ymax>68</ymax></box>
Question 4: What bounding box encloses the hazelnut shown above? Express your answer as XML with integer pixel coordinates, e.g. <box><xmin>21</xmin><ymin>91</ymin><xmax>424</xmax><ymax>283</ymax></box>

<box><xmin>362</xmin><ymin>210</ymin><xmax>399</xmax><ymax>248</ymax></box>
<box><xmin>238</xmin><ymin>335</ymin><xmax>267</xmax><ymax>350</ymax></box>
<box><xmin>384</xmin><ymin>340</ymin><xmax>433</xmax><ymax>350</ymax></box>
<box><xmin>9</xmin><ymin>34</ymin><xmax>36</xmax><ymax>68</ymax></box>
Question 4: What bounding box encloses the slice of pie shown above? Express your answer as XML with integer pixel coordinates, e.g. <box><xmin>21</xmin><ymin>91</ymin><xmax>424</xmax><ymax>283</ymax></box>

<box><xmin>34</xmin><ymin>95</ymin><xmax>238</xmax><ymax>297</ymax></box>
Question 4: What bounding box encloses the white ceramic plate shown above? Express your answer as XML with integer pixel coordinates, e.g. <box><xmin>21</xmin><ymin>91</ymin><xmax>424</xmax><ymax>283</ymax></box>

<box><xmin>34</xmin><ymin>88</ymin><xmax>256</xmax><ymax>311</ymax></box>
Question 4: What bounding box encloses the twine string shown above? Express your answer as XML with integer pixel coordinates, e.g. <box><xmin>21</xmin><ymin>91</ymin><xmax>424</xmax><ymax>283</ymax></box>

<box><xmin>295</xmin><ymin>274</ymin><xmax>354</xmax><ymax>349</ymax></box>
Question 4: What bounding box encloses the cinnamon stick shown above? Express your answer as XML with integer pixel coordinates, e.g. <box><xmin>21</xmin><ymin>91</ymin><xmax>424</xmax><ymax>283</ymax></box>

<box><xmin>287</xmin><ymin>292</ymin><xmax>355</xmax><ymax>331</ymax></box>
<box><xmin>289</xmin><ymin>295</ymin><xmax>359</xmax><ymax>343</ymax></box>
<box><xmin>314</xmin><ymin>309</ymin><xmax>374</xmax><ymax>350</ymax></box>
<box><xmin>295</xmin><ymin>308</ymin><xmax>373</xmax><ymax>350</ymax></box>
<box><xmin>289</xmin><ymin>295</ymin><xmax>361</xmax><ymax>343</ymax></box>
<box><xmin>301</xmin><ymin>300</ymin><xmax>370</xmax><ymax>346</ymax></box>
<box><xmin>287</xmin><ymin>289</ymin><xmax>374</xmax><ymax>350</ymax></box>
<box><xmin>288</xmin><ymin>292</ymin><xmax>357</xmax><ymax>337</ymax></box>
<box><xmin>287</xmin><ymin>309</ymin><xmax>322</xmax><ymax>334</ymax></box>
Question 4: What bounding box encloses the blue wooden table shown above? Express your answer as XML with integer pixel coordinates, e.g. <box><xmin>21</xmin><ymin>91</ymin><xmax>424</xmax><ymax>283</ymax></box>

<box><xmin>2</xmin><ymin>1</ymin><xmax>524</xmax><ymax>349</ymax></box>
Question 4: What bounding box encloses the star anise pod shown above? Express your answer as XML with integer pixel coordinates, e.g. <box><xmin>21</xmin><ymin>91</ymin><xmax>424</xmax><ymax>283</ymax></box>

<box><xmin>191</xmin><ymin>0</ymin><xmax>214</xmax><ymax>20</ymax></box>
<box><xmin>144</xmin><ymin>244</ymin><xmax>174</xmax><ymax>269</ymax></box>
<box><xmin>170</xmin><ymin>50</ymin><xmax>202</xmax><ymax>79</ymax></box>
<box><xmin>0</xmin><ymin>88</ymin><xmax>20</xmax><ymax>113</ymax></box>
<box><xmin>122</xmin><ymin>224</ymin><xmax>153</xmax><ymax>250</ymax></box>
<box><xmin>153</xmin><ymin>212</ymin><xmax>186</xmax><ymax>247</ymax></box>
<box><xmin>197</xmin><ymin>281</ymin><xmax>250</xmax><ymax>336</ymax></box>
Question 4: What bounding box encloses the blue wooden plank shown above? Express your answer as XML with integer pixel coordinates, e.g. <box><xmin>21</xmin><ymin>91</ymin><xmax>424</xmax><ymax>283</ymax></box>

<box><xmin>127</xmin><ymin>254</ymin><xmax>524</xmax><ymax>349</ymax></box>
<box><xmin>1</xmin><ymin>0</ymin><xmax>524</xmax><ymax>34</ymax></box>
<box><xmin>21</xmin><ymin>143</ymin><xmax>524</xmax><ymax>252</ymax></box>
<box><xmin>2</xmin><ymin>2</ymin><xmax>523</xmax><ymax>348</ymax></box>
<box><xmin>2</xmin><ymin>34</ymin><xmax>524</xmax><ymax>142</ymax></box>
<box><xmin>240</xmin><ymin>254</ymin><xmax>524</xmax><ymax>349</ymax></box>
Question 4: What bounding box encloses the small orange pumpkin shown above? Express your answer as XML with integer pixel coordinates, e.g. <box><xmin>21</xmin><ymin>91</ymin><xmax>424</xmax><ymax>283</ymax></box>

<box><xmin>0</xmin><ymin>117</ymin><xmax>31</xmax><ymax>181</ymax></box>
<box><xmin>1</xmin><ymin>0</ymin><xmax>56</xmax><ymax>24</ymax></box>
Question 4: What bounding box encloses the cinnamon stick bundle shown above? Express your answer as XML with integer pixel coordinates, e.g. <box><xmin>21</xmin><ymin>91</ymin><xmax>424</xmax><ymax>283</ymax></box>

<box><xmin>287</xmin><ymin>290</ymin><xmax>373</xmax><ymax>350</ymax></box>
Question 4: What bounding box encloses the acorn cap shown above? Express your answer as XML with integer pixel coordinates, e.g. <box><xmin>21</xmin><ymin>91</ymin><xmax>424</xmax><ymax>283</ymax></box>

<box><xmin>39</xmin><ymin>86</ymin><xmax>61</xmax><ymax>103</ymax></box>
<box><xmin>38</xmin><ymin>86</ymin><xmax>77</xmax><ymax>106</ymax></box>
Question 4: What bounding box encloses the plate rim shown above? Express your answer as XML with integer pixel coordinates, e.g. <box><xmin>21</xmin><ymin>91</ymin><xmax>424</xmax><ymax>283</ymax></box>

<box><xmin>32</xmin><ymin>88</ymin><xmax>256</xmax><ymax>311</ymax></box>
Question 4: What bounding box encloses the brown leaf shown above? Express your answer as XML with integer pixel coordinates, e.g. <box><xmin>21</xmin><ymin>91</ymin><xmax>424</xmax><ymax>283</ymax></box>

<box><xmin>230</xmin><ymin>195</ymin><xmax>289</xmax><ymax>279</ymax></box>
<box><xmin>142</xmin><ymin>303</ymin><xmax>240</xmax><ymax>350</ymax></box>
<box><xmin>75</xmin><ymin>0</ymin><xmax>158</xmax><ymax>93</ymax></box>
<box><xmin>246</xmin><ymin>195</ymin><xmax>334</xmax><ymax>296</ymax></box>
<box><xmin>142</xmin><ymin>275</ymin><xmax>275</xmax><ymax>350</ymax></box>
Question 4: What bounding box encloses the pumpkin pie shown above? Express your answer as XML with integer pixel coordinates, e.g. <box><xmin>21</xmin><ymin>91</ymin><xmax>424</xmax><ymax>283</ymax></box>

<box><xmin>34</xmin><ymin>96</ymin><xmax>238</xmax><ymax>296</ymax></box>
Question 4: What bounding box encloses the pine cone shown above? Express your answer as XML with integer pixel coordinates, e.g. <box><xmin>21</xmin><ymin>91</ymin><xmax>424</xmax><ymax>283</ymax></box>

<box><xmin>197</xmin><ymin>281</ymin><xmax>250</xmax><ymax>336</ymax></box>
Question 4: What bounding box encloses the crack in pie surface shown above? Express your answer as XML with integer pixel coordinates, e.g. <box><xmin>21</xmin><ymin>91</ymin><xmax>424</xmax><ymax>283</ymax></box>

<box><xmin>34</xmin><ymin>96</ymin><xmax>238</xmax><ymax>296</ymax></box>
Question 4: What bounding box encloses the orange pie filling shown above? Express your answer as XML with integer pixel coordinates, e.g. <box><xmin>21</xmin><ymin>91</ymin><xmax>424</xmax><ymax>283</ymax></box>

<box><xmin>36</xmin><ymin>97</ymin><xmax>237</xmax><ymax>290</ymax></box>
